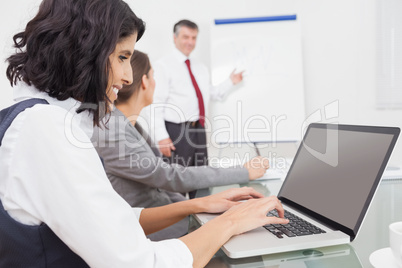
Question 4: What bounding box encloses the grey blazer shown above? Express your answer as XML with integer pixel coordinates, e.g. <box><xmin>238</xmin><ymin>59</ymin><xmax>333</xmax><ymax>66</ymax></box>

<box><xmin>92</xmin><ymin>108</ymin><xmax>249</xmax><ymax>208</ymax></box>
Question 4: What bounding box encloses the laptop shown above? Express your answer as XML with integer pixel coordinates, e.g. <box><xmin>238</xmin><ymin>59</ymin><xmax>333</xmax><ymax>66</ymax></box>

<box><xmin>195</xmin><ymin>123</ymin><xmax>400</xmax><ymax>258</ymax></box>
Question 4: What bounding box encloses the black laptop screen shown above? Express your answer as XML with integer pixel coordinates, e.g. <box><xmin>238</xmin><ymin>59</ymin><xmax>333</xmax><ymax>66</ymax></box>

<box><xmin>278</xmin><ymin>124</ymin><xmax>399</xmax><ymax>237</ymax></box>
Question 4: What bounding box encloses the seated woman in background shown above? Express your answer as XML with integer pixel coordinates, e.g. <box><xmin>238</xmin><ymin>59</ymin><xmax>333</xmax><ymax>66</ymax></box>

<box><xmin>0</xmin><ymin>0</ymin><xmax>288</xmax><ymax>267</ymax></box>
<box><xmin>92</xmin><ymin>50</ymin><xmax>271</xmax><ymax>240</ymax></box>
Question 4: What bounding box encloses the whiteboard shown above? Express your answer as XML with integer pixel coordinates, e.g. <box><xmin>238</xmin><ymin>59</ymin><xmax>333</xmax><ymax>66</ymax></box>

<box><xmin>209</xmin><ymin>18</ymin><xmax>305</xmax><ymax>144</ymax></box>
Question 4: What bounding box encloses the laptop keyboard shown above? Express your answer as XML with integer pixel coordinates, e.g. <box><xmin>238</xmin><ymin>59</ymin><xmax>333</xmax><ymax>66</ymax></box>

<box><xmin>264</xmin><ymin>210</ymin><xmax>326</xmax><ymax>239</ymax></box>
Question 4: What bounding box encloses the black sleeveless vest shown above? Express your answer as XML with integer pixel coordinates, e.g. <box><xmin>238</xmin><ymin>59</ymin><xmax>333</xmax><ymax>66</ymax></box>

<box><xmin>0</xmin><ymin>99</ymin><xmax>89</xmax><ymax>267</ymax></box>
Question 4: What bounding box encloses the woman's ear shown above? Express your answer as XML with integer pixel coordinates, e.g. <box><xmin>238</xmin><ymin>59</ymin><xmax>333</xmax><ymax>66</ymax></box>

<box><xmin>141</xmin><ymin>74</ymin><xmax>149</xmax><ymax>91</ymax></box>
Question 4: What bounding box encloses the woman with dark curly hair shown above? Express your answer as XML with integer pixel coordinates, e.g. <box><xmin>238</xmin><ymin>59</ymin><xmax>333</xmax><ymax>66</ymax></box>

<box><xmin>0</xmin><ymin>0</ymin><xmax>288</xmax><ymax>267</ymax></box>
<box><xmin>93</xmin><ymin>50</ymin><xmax>276</xmax><ymax>241</ymax></box>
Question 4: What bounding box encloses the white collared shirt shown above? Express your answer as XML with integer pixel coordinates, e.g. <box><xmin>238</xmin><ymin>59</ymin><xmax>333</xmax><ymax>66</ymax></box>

<box><xmin>150</xmin><ymin>48</ymin><xmax>233</xmax><ymax>142</ymax></box>
<box><xmin>0</xmin><ymin>84</ymin><xmax>193</xmax><ymax>267</ymax></box>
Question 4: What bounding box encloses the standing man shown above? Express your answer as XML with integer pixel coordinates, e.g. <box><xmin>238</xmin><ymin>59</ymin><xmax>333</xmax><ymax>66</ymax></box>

<box><xmin>152</xmin><ymin>19</ymin><xmax>243</xmax><ymax>172</ymax></box>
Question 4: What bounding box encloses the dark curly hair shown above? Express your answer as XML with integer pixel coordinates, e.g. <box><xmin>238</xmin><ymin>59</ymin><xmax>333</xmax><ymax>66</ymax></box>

<box><xmin>6</xmin><ymin>0</ymin><xmax>145</xmax><ymax>126</ymax></box>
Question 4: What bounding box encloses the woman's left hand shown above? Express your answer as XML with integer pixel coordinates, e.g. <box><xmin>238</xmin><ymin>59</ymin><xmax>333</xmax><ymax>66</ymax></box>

<box><xmin>196</xmin><ymin>187</ymin><xmax>265</xmax><ymax>214</ymax></box>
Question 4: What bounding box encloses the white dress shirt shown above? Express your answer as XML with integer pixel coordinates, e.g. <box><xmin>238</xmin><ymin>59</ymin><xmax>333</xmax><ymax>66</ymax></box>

<box><xmin>151</xmin><ymin>48</ymin><xmax>233</xmax><ymax>142</ymax></box>
<box><xmin>0</xmin><ymin>84</ymin><xmax>193</xmax><ymax>267</ymax></box>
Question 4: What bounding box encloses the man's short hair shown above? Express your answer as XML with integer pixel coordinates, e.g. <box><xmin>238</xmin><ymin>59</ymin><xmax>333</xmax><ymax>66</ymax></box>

<box><xmin>173</xmin><ymin>20</ymin><xmax>198</xmax><ymax>36</ymax></box>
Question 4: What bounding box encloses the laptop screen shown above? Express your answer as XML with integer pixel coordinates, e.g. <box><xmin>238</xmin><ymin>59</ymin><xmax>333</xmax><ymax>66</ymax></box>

<box><xmin>278</xmin><ymin>124</ymin><xmax>399</xmax><ymax>237</ymax></box>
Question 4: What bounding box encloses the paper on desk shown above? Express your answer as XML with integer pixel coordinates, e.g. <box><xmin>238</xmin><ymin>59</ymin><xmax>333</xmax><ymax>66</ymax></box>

<box><xmin>258</xmin><ymin>158</ymin><xmax>293</xmax><ymax>181</ymax></box>
<box><xmin>210</xmin><ymin>157</ymin><xmax>293</xmax><ymax>181</ymax></box>
<box><xmin>260</xmin><ymin>168</ymin><xmax>288</xmax><ymax>180</ymax></box>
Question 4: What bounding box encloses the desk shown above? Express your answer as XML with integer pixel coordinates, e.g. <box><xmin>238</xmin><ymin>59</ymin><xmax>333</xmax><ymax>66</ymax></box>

<box><xmin>194</xmin><ymin>179</ymin><xmax>402</xmax><ymax>267</ymax></box>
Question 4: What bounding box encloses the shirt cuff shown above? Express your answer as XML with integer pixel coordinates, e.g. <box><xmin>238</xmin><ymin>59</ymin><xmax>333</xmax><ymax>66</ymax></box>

<box><xmin>151</xmin><ymin>239</ymin><xmax>193</xmax><ymax>267</ymax></box>
<box><xmin>221</xmin><ymin>78</ymin><xmax>234</xmax><ymax>90</ymax></box>
<box><xmin>154</xmin><ymin>126</ymin><xmax>170</xmax><ymax>143</ymax></box>
<box><xmin>132</xmin><ymin>207</ymin><xmax>144</xmax><ymax>220</ymax></box>
<box><xmin>213</xmin><ymin>78</ymin><xmax>234</xmax><ymax>101</ymax></box>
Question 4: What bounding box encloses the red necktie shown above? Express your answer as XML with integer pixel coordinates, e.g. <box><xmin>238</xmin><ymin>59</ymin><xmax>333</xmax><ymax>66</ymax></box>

<box><xmin>185</xmin><ymin>59</ymin><xmax>205</xmax><ymax>127</ymax></box>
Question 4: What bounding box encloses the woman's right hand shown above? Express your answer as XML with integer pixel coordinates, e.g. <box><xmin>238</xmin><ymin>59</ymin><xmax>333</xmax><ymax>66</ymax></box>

<box><xmin>179</xmin><ymin>195</ymin><xmax>288</xmax><ymax>268</ymax></box>
<box><xmin>243</xmin><ymin>156</ymin><xmax>270</xmax><ymax>180</ymax></box>
<box><xmin>215</xmin><ymin>196</ymin><xmax>289</xmax><ymax>236</ymax></box>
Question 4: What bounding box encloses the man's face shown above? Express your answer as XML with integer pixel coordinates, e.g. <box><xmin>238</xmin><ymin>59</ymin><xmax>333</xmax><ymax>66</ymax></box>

<box><xmin>174</xmin><ymin>26</ymin><xmax>198</xmax><ymax>57</ymax></box>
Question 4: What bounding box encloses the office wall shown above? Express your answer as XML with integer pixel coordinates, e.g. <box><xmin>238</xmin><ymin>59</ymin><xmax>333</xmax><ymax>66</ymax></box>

<box><xmin>0</xmin><ymin>1</ymin><xmax>42</xmax><ymax>108</ymax></box>
<box><xmin>1</xmin><ymin>0</ymin><xmax>401</xmax><ymax>164</ymax></box>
